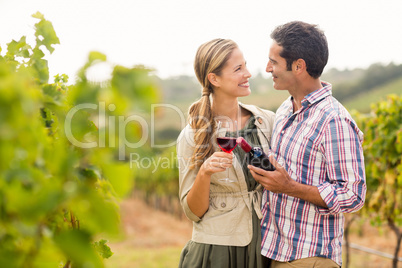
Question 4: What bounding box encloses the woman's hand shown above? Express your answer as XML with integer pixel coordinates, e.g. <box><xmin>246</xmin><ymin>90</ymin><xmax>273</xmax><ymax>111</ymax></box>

<box><xmin>200</xmin><ymin>152</ymin><xmax>233</xmax><ymax>177</ymax></box>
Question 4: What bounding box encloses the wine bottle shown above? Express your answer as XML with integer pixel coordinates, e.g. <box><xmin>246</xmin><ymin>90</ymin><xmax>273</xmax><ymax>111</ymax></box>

<box><xmin>236</xmin><ymin>137</ymin><xmax>275</xmax><ymax>171</ymax></box>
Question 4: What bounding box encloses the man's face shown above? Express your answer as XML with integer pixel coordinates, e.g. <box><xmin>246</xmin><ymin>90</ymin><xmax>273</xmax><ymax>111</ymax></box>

<box><xmin>265</xmin><ymin>41</ymin><xmax>296</xmax><ymax>91</ymax></box>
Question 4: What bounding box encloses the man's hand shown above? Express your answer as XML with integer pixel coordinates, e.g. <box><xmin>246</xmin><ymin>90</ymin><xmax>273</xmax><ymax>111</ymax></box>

<box><xmin>248</xmin><ymin>154</ymin><xmax>328</xmax><ymax>208</ymax></box>
<box><xmin>248</xmin><ymin>154</ymin><xmax>295</xmax><ymax>193</ymax></box>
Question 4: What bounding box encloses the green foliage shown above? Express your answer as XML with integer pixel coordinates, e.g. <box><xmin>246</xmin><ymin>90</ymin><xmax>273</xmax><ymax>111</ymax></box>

<box><xmin>355</xmin><ymin>95</ymin><xmax>402</xmax><ymax>226</ymax></box>
<box><xmin>93</xmin><ymin>239</ymin><xmax>113</xmax><ymax>259</ymax></box>
<box><xmin>32</xmin><ymin>12</ymin><xmax>60</xmax><ymax>54</ymax></box>
<box><xmin>352</xmin><ymin>94</ymin><xmax>402</xmax><ymax>267</ymax></box>
<box><xmin>0</xmin><ymin>12</ymin><xmax>159</xmax><ymax>267</ymax></box>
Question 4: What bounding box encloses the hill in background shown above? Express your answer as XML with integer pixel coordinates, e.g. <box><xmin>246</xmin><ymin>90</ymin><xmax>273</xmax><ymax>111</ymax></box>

<box><xmin>152</xmin><ymin>62</ymin><xmax>402</xmax><ymax>143</ymax></box>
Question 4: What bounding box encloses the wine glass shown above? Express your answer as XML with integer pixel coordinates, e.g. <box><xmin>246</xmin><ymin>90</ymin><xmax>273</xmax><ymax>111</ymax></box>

<box><xmin>216</xmin><ymin>120</ymin><xmax>238</xmax><ymax>183</ymax></box>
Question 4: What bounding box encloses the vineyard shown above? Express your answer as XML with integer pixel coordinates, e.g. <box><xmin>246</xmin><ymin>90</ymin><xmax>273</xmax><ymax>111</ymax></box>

<box><xmin>1</xmin><ymin>13</ymin><xmax>402</xmax><ymax>268</ymax></box>
<box><xmin>0</xmin><ymin>13</ymin><xmax>159</xmax><ymax>267</ymax></box>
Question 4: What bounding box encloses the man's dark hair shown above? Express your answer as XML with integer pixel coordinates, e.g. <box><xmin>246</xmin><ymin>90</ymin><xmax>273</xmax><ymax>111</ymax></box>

<box><xmin>270</xmin><ymin>21</ymin><xmax>329</xmax><ymax>78</ymax></box>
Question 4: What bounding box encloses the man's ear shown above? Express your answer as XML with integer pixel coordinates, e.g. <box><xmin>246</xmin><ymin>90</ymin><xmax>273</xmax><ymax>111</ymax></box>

<box><xmin>293</xmin><ymin>59</ymin><xmax>306</xmax><ymax>73</ymax></box>
<box><xmin>208</xmin><ymin>73</ymin><xmax>220</xmax><ymax>88</ymax></box>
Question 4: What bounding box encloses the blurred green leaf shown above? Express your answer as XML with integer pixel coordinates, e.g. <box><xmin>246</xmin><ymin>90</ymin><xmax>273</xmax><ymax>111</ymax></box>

<box><xmin>111</xmin><ymin>65</ymin><xmax>160</xmax><ymax>111</ymax></box>
<box><xmin>102</xmin><ymin>162</ymin><xmax>134</xmax><ymax>197</ymax></box>
<box><xmin>6</xmin><ymin>36</ymin><xmax>31</xmax><ymax>59</ymax></box>
<box><xmin>54</xmin><ymin>229</ymin><xmax>103</xmax><ymax>267</ymax></box>
<box><xmin>32</xmin><ymin>12</ymin><xmax>60</xmax><ymax>54</ymax></box>
<box><xmin>93</xmin><ymin>239</ymin><xmax>113</xmax><ymax>259</ymax></box>
<box><xmin>30</xmin><ymin>48</ymin><xmax>49</xmax><ymax>83</ymax></box>
<box><xmin>71</xmin><ymin>192</ymin><xmax>120</xmax><ymax>235</ymax></box>
<box><xmin>88</xmin><ymin>51</ymin><xmax>107</xmax><ymax>62</ymax></box>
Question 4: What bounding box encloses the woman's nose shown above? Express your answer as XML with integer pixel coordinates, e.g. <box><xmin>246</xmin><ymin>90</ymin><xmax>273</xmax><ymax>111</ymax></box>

<box><xmin>244</xmin><ymin>68</ymin><xmax>252</xmax><ymax>78</ymax></box>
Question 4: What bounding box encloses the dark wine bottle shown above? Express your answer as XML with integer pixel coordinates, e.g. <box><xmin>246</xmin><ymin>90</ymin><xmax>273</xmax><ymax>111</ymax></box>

<box><xmin>236</xmin><ymin>137</ymin><xmax>275</xmax><ymax>171</ymax></box>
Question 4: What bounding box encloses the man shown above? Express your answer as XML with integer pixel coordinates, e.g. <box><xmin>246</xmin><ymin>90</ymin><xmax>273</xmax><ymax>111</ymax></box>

<box><xmin>248</xmin><ymin>21</ymin><xmax>366</xmax><ymax>267</ymax></box>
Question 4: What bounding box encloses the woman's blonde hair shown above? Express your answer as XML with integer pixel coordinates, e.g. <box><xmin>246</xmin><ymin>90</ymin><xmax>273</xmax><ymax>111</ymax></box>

<box><xmin>188</xmin><ymin>38</ymin><xmax>238</xmax><ymax>169</ymax></box>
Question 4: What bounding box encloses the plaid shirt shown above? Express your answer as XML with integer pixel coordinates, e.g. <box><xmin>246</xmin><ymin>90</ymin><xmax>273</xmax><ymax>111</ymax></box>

<box><xmin>261</xmin><ymin>82</ymin><xmax>366</xmax><ymax>266</ymax></box>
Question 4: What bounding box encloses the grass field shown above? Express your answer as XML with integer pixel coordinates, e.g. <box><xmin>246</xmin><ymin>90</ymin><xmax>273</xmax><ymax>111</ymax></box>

<box><xmin>104</xmin><ymin>247</ymin><xmax>183</xmax><ymax>268</ymax></box>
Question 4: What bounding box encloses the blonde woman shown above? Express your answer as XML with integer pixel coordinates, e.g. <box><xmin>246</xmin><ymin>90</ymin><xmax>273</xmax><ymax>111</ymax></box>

<box><xmin>177</xmin><ymin>39</ymin><xmax>275</xmax><ymax>267</ymax></box>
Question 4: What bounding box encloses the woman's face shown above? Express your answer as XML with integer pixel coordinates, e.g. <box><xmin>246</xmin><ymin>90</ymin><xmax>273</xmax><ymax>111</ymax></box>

<box><xmin>214</xmin><ymin>48</ymin><xmax>252</xmax><ymax>98</ymax></box>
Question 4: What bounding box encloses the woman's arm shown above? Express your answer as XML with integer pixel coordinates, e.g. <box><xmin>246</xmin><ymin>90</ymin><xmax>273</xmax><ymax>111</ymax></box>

<box><xmin>177</xmin><ymin>126</ymin><xmax>233</xmax><ymax>220</ymax></box>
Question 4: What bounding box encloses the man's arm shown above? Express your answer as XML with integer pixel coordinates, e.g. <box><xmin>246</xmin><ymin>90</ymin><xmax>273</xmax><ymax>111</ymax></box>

<box><xmin>316</xmin><ymin>116</ymin><xmax>366</xmax><ymax>214</ymax></box>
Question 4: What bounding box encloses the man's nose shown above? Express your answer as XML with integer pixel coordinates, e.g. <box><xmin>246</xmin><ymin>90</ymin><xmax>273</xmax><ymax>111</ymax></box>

<box><xmin>266</xmin><ymin>62</ymin><xmax>273</xmax><ymax>73</ymax></box>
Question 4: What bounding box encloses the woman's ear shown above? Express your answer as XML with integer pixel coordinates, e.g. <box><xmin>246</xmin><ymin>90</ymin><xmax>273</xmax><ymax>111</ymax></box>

<box><xmin>208</xmin><ymin>73</ymin><xmax>220</xmax><ymax>88</ymax></box>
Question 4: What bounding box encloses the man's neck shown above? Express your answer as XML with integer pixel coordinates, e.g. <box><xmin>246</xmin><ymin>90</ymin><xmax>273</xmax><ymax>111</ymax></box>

<box><xmin>291</xmin><ymin>79</ymin><xmax>323</xmax><ymax>112</ymax></box>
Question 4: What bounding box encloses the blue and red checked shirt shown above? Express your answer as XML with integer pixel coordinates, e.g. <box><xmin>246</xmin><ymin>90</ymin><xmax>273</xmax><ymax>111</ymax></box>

<box><xmin>261</xmin><ymin>82</ymin><xmax>366</xmax><ymax>266</ymax></box>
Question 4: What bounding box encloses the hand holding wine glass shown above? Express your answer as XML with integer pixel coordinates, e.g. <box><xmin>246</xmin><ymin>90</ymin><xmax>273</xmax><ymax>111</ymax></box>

<box><xmin>216</xmin><ymin>120</ymin><xmax>238</xmax><ymax>183</ymax></box>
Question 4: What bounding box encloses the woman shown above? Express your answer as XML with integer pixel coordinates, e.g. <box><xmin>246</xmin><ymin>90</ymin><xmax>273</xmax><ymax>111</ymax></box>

<box><xmin>177</xmin><ymin>38</ymin><xmax>275</xmax><ymax>267</ymax></box>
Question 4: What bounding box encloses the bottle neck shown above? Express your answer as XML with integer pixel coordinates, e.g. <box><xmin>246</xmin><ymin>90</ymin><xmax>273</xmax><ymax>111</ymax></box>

<box><xmin>236</xmin><ymin>137</ymin><xmax>252</xmax><ymax>153</ymax></box>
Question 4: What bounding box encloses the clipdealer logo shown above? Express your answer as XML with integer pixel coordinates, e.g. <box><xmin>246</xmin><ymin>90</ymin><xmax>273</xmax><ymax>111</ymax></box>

<box><xmin>64</xmin><ymin>102</ymin><xmax>186</xmax><ymax>160</ymax></box>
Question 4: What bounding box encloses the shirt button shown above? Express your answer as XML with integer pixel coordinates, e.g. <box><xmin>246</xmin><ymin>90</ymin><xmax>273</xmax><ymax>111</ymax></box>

<box><xmin>221</xmin><ymin>202</ymin><xmax>226</xmax><ymax>208</ymax></box>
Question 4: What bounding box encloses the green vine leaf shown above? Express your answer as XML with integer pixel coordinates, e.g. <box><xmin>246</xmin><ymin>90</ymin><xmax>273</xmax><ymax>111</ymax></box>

<box><xmin>93</xmin><ymin>239</ymin><xmax>113</xmax><ymax>259</ymax></box>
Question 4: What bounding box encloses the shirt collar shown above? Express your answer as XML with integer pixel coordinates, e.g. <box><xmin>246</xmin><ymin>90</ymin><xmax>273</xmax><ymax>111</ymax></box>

<box><xmin>301</xmin><ymin>81</ymin><xmax>332</xmax><ymax>107</ymax></box>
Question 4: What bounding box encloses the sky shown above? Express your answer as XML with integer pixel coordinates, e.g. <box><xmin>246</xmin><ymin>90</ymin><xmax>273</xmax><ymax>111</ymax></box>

<box><xmin>1</xmin><ymin>0</ymin><xmax>402</xmax><ymax>83</ymax></box>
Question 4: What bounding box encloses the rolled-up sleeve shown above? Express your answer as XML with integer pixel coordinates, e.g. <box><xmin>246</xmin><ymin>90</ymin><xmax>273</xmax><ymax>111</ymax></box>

<box><xmin>316</xmin><ymin>116</ymin><xmax>366</xmax><ymax>215</ymax></box>
<box><xmin>176</xmin><ymin>125</ymin><xmax>202</xmax><ymax>222</ymax></box>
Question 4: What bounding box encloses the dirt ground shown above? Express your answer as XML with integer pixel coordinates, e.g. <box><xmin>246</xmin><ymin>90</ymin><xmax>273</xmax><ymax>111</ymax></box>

<box><xmin>113</xmin><ymin>198</ymin><xmax>192</xmax><ymax>249</ymax></box>
<box><xmin>109</xmin><ymin>197</ymin><xmax>401</xmax><ymax>268</ymax></box>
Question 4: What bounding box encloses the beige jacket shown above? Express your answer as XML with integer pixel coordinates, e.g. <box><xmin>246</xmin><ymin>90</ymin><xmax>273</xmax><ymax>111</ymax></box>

<box><xmin>177</xmin><ymin>103</ymin><xmax>275</xmax><ymax>246</ymax></box>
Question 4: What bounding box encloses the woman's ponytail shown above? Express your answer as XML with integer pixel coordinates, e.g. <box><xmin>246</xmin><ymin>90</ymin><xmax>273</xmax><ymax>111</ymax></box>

<box><xmin>188</xmin><ymin>88</ymin><xmax>214</xmax><ymax>169</ymax></box>
<box><xmin>188</xmin><ymin>39</ymin><xmax>237</xmax><ymax>169</ymax></box>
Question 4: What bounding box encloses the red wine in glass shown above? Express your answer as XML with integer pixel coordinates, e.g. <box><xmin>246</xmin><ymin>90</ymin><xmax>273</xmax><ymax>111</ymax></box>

<box><xmin>217</xmin><ymin>137</ymin><xmax>237</xmax><ymax>153</ymax></box>
<box><xmin>216</xmin><ymin>120</ymin><xmax>238</xmax><ymax>183</ymax></box>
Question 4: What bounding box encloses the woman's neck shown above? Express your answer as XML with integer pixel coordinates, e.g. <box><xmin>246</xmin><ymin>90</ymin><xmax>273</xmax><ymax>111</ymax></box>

<box><xmin>211</xmin><ymin>97</ymin><xmax>252</xmax><ymax>130</ymax></box>
<box><xmin>211</xmin><ymin>97</ymin><xmax>239</xmax><ymax>122</ymax></box>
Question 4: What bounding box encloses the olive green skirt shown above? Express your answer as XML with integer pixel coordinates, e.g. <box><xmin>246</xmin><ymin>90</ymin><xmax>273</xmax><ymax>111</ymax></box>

<box><xmin>178</xmin><ymin>208</ymin><xmax>263</xmax><ymax>268</ymax></box>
